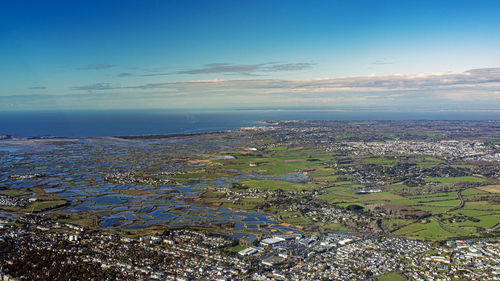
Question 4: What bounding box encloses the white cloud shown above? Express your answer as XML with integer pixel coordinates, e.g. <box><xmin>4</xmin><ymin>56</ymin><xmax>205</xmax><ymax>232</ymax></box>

<box><xmin>7</xmin><ymin>68</ymin><xmax>499</xmax><ymax>111</ymax></box>
<box><xmin>128</xmin><ymin>68</ymin><xmax>500</xmax><ymax>102</ymax></box>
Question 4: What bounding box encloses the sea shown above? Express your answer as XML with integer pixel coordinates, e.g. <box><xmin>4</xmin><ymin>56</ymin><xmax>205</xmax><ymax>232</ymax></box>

<box><xmin>0</xmin><ymin>109</ymin><xmax>498</xmax><ymax>138</ymax></box>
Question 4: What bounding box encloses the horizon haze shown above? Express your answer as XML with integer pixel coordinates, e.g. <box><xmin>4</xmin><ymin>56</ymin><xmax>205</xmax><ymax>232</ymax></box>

<box><xmin>1</xmin><ymin>0</ymin><xmax>500</xmax><ymax>112</ymax></box>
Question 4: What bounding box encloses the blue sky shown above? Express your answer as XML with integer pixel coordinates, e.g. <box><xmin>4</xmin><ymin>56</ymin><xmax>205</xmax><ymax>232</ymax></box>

<box><xmin>1</xmin><ymin>0</ymin><xmax>500</xmax><ymax>111</ymax></box>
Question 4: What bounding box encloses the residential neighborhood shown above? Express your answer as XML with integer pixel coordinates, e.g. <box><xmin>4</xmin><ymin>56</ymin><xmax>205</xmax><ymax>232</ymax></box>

<box><xmin>0</xmin><ymin>214</ymin><xmax>498</xmax><ymax>280</ymax></box>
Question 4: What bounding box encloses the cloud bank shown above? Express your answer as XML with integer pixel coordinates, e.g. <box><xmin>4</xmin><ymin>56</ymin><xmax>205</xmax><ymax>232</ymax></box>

<box><xmin>178</xmin><ymin>62</ymin><xmax>315</xmax><ymax>75</ymax></box>
<box><xmin>6</xmin><ymin>68</ymin><xmax>500</xmax><ymax>111</ymax></box>
<box><xmin>116</xmin><ymin>62</ymin><xmax>316</xmax><ymax>77</ymax></box>
<box><xmin>127</xmin><ymin>67</ymin><xmax>500</xmax><ymax>99</ymax></box>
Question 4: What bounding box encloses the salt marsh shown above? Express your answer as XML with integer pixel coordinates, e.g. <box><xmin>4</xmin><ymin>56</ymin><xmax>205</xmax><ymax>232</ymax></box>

<box><xmin>0</xmin><ymin>134</ymin><xmax>302</xmax><ymax>235</ymax></box>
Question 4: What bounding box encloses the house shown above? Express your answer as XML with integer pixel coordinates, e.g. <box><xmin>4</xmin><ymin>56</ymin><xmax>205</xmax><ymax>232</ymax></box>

<box><xmin>260</xmin><ymin>237</ymin><xmax>285</xmax><ymax>247</ymax></box>
<box><xmin>261</xmin><ymin>256</ymin><xmax>284</xmax><ymax>266</ymax></box>
<box><xmin>238</xmin><ymin>247</ymin><xmax>258</xmax><ymax>256</ymax></box>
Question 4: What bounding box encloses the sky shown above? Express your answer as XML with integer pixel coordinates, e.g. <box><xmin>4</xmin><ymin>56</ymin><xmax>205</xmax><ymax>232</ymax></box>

<box><xmin>1</xmin><ymin>0</ymin><xmax>500</xmax><ymax>112</ymax></box>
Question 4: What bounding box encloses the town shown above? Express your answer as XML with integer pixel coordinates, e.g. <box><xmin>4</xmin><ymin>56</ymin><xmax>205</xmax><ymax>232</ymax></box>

<box><xmin>0</xmin><ymin>215</ymin><xmax>499</xmax><ymax>280</ymax></box>
<box><xmin>0</xmin><ymin>120</ymin><xmax>498</xmax><ymax>280</ymax></box>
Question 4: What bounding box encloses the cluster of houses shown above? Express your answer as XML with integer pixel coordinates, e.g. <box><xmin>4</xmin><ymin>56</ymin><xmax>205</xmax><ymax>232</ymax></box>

<box><xmin>0</xmin><ymin>214</ymin><xmax>498</xmax><ymax>280</ymax></box>
<box><xmin>0</xmin><ymin>216</ymin><xmax>251</xmax><ymax>280</ymax></box>
<box><xmin>9</xmin><ymin>173</ymin><xmax>45</xmax><ymax>180</ymax></box>
<box><xmin>0</xmin><ymin>196</ymin><xmax>28</xmax><ymax>208</ymax></box>
<box><xmin>239</xmin><ymin>235</ymin><xmax>431</xmax><ymax>280</ymax></box>
<box><xmin>104</xmin><ymin>171</ymin><xmax>165</xmax><ymax>185</ymax></box>
<box><xmin>304</xmin><ymin>205</ymin><xmax>361</xmax><ymax>225</ymax></box>
<box><xmin>328</xmin><ymin>140</ymin><xmax>496</xmax><ymax>161</ymax></box>
<box><xmin>241</xmin><ymin>234</ymin><xmax>500</xmax><ymax>281</ymax></box>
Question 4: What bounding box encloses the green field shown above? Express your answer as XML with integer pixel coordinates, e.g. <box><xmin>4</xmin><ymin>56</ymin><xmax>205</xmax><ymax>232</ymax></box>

<box><xmin>410</xmin><ymin>192</ymin><xmax>458</xmax><ymax>201</ymax></box>
<box><xmin>320</xmin><ymin>187</ymin><xmax>414</xmax><ymax>207</ymax></box>
<box><xmin>239</xmin><ymin>179</ymin><xmax>314</xmax><ymax>191</ymax></box>
<box><xmin>382</xmin><ymin>219</ymin><xmax>412</xmax><ymax>231</ymax></box>
<box><xmin>423</xmin><ymin>199</ymin><xmax>460</xmax><ymax>207</ymax></box>
<box><xmin>424</xmin><ymin>176</ymin><xmax>488</xmax><ymax>184</ymax></box>
<box><xmin>362</xmin><ymin>156</ymin><xmax>398</xmax><ymax>164</ymax></box>
<box><xmin>279</xmin><ymin>211</ymin><xmax>310</xmax><ymax>225</ymax></box>
<box><xmin>395</xmin><ymin>220</ymin><xmax>453</xmax><ymax>240</ymax></box>
<box><xmin>267</xmin><ymin>146</ymin><xmax>288</xmax><ymax>151</ymax></box>
<box><xmin>463</xmin><ymin>201</ymin><xmax>500</xmax><ymax>210</ymax></box>
<box><xmin>56</xmin><ymin>214</ymin><xmax>96</xmax><ymax>229</ymax></box>
<box><xmin>319</xmin><ymin>193</ymin><xmax>358</xmax><ymax>203</ymax></box>
<box><xmin>31</xmin><ymin>200</ymin><xmax>68</xmax><ymax>212</ymax></box>
<box><xmin>224</xmin><ymin>244</ymin><xmax>248</xmax><ymax>253</ymax></box>
<box><xmin>282</xmin><ymin>216</ymin><xmax>308</xmax><ymax>224</ymax></box>
<box><xmin>212</xmin><ymin>142</ymin><xmax>500</xmax><ymax>241</ymax></box>
<box><xmin>453</xmin><ymin>209</ymin><xmax>490</xmax><ymax>217</ymax></box>
<box><xmin>413</xmin><ymin>205</ymin><xmax>449</xmax><ymax>214</ymax></box>
<box><xmin>452</xmin><ymin>214</ymin><xmax>500</xmax><ymax>229</ymax></box>
<box><xmin>322</xmin><ymin>222</ymin><xmax>349</xmax><ymax>231</ymax></box>
<box><xmin>461</xmin><ymin>188</ymin><xmax>488</xmax><ymax>196</ymax></box>
<box><xmin>218</xmin><ymin>148</ymin><xmax>334</xmax><ymax>174</ymax></box>
<box><xmin>414</xmin><ymin>156</ymin><xmax>442</xmax><ymax>168</ymax></box>
<box><xmin>201</xmin><ymin>190</ymin><xmax>225</xmax><ymax>198</ymax></box>
<box><xmin>0</xmin><ymin>190</ymin><xmax>30</xmax><ymax>196</ymax></box>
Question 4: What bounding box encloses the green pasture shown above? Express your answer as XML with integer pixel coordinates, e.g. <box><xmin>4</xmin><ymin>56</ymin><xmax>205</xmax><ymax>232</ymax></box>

<box><xmin>322</xmin><ymin>222</ymin><xmax>349</xmax><ymax>231</ymax></box>
<box><xmin>423</xmin><ymin>199</ymin><xmax>460</xmax><ymax>208</ymax></box>
<box><xmin>31</xmin><ymin>200</ymin><xmax>68</xmax><ymax>212</ymax></box>
<box><xmin>424</xmin><ymin>176</ymin><xmax>487</xmax><ymax>184</ymax></box>
<box><xmin>463</xmin><ymin>201</ymin><xmax>500</xmax><ymax>210</ymax></box>
<box><xmin>218</xmin><ymin>148</ymin><xmax>336</xmax><ymax>174</ymax></box>
<box><xmin>362</xmin><ymin>157</ymin><xmax>398</xmax><ymax>164</ymax></box>
<box><xmin>0</xmin><ymin>190</ymin><xmax>30</xmax><ymax>196</ymax></box>
<box><xmin>224</xmin><ymin>244</ymin><xmax>248</xmax><ymax>253</ymax></box>
<box><xmin>239</xmin><ymin>179</ymin><xmax>314</xmax><ymax>191</ymax></box>
<box><xmin>395</xmin><ymin>220</ymin><xmax>453</xmax><ymax>240</ymax></box>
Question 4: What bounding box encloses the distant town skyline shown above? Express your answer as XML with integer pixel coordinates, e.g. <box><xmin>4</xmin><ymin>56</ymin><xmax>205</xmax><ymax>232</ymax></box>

<box><xmin>1</xmin><ymin>0</ymin><xmax>500</xmax><ymax>111</ymax></box>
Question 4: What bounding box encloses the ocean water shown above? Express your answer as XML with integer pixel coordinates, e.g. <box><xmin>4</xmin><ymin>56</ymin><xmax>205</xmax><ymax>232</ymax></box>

<box><xmin>0</xmin><ymin>110</ymin><xmax>498</xmax><ymax>138</ymax></box>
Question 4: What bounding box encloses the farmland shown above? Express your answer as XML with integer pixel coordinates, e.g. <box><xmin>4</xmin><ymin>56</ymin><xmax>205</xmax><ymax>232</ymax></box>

<box><xmin>0</xmin><ymin>120</ymin><xmax>498</xmax><ymax>242</ymax></box>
